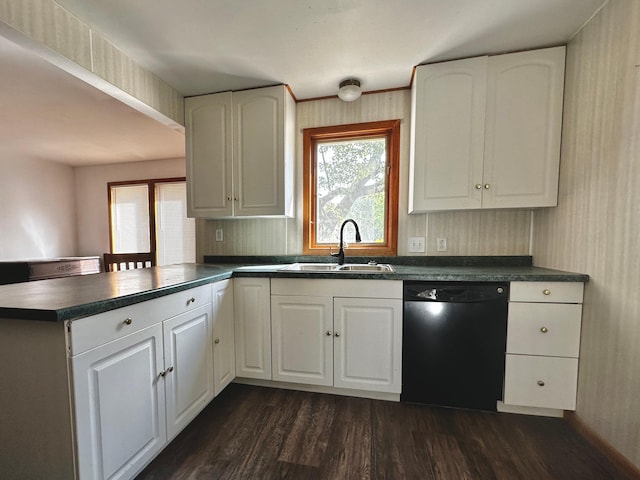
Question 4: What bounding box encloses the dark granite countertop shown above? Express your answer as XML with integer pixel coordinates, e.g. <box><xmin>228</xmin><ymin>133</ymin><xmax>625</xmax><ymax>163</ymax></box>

<box><xmin>0</xmin><ymin>264</ymin><xmax>232</xmax><ymax>322</ymax></box>
<box><xmin>229</xmin><ymin>263</ymin><xmax>589</xmax><ymax>283</ymax></box>
<box><xmin>0</xmin><ymin>258</ymin><xmax>588</xmax><ymax>322</ymax></box>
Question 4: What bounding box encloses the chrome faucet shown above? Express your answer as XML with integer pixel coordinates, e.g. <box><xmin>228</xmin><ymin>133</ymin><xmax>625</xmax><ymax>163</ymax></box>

<box><xmin>331</xmin><ymin>219</ymin><xmax>362</xmax><ymax>265</ymax></box>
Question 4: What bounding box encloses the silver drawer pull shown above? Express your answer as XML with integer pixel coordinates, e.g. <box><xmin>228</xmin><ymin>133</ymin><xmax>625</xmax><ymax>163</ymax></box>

<box><xmin>475</xmin><ymin>184</ymin><xmax>482</xmax><ymax>190</ymax></box>
<box><xmin>537</xmin><ymin>380</ymin><xmax>545</xmax><ymax>387</ymax></box>
<box><xmin>187</xmin><ymin>297</ymin><xmax>196</xmax><ymax>305</ymax></box>
<box><xmin>334</xmin><ymin>332</ymin><xmax>341</xmax><ymax>337</ymax></box>
<box><xmin>484</xmin><ymin>184</ymin><xmax>491</xmax><ymax>189</ymax></box>
<box><xmin>214</xmin><ymin>338</ymin><xmax>220</xmax><ymax>344</ymax></box>
<box><xmin>543</xmin><ymin>289</ymin><xmax>551</xmax><ymax>296</ymax></box>
<box><xmin>326</xmin><ymin>331</ymin><xmax>333</xmax><ymax>336</ymax></box>
<box><xmin>540</xmin><ymin>326</ymin><xmax>549</xmax><ymax>333</ymax></box>
<box><xmin>123</xmin><ymin>318</ymin><xmax>133</xmax><ymax>326</ymax></box>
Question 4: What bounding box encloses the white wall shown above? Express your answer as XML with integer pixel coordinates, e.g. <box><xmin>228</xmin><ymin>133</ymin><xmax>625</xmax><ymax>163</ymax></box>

<box><xmin>74</xmin><ymin>157</ymin><xmax>185</xmax><ymax>257</ymax></box>
<box><xmin>0</xmin><ymin>156</ymin><xmax>76</xmax><ymax>260</ymax></box>
<box><xmin>533</xmin><ymin>0</ymin><xmax>640</xmax><ymax>469</ymax></box>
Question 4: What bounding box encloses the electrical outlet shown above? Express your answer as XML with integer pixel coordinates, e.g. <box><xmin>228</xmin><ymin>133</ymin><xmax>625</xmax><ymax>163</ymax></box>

<box><xmin>408</xmin><ymin>236</ymin><xmax>425</xmax><ymax>253</ymax></box>
<box><xmin>215</xmin><ymin>229</ymin><xmax>223</xmax><ymax>242</ymax></box>
<box><xmin>437</xmin><ymin>237</ymin><xmax>447</xmax><ymax>252</ymax></box>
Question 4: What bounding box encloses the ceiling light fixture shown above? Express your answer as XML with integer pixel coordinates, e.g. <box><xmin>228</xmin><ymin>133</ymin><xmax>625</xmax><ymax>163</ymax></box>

<box><xmin>338</xmin><ymin>79</ymin><xmax>362</xmax><ymax>102</ymax></box>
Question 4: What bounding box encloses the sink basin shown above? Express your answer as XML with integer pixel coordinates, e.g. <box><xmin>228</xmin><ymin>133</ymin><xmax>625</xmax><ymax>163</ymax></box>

<box><xmin>281</xmin><ymin>263</ymin><xmax>336</xmax><ymax>271</ymax></box>
<box><xmin>279</xmin><ymin>263</ymin><xmax>394</xmax><ymax>273</ymax></box>
<box><xmin>335</xmin><ymin>264</ymin><xmax>394</xmax><ymax>272</ymax></box>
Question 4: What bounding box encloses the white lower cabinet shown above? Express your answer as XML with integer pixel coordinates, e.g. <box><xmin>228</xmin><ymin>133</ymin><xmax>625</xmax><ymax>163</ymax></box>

<box><xmin>270</xmin><ymin>279</ymin><xmax>402</xmax><ymax>394</ymax></box>
<box><xmin>271</xmin><ymin>295</ymin><xmax>334</xmax><ymax>386</ymax></box>
<box><xmin>234</xmin><ymin>277</ymin><xmax>272</xmax><ymax>379</ymax></box>
<box><xmin>502</xmin><ymin>281</ymin><xmax>584</xmax><ymax>412</ymax></box>
<box><xmin>163</xmin><ymin>304</ymin><xmax>215</xmax><ymax>441</ymax></box>
<box><xmin>333</xmin><ymin>297</ymin><xmax>402</xmax><ymax>393</ymax></box>
<box><xmin>71</xmin><ymin>285</ymin><xmax>216</xmax><ymax>480</ymax></box>
<box><xmin>212</xmin><ymin>279</ymin><xmax>236</xmax><ymax>395</ymax></box>
<box><xmin>72</xmin><ymin>324</ymin><xmax>166</xmax><ymax>480</ymax></box>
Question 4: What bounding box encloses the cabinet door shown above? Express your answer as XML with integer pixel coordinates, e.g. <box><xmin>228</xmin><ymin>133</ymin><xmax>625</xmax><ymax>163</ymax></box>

<box><xmin>234</xmin><ymin>277</ymin><xmax>272</xmax><ymax>379</ymax></box>
<box><xmin>409</xmin><ymin>57</ymin><xmax>487</xmax><ymax>212</ymax></box>
<box><xmin>333</xmin><ymin>298</ymin><xmax>402</xmax><ymax>393</ymax></box>
<box><xmin>233</xmin><ymin>86</ymin><xmax>286</xmax><ymax>216</ymax></box>
<box><xmin>212</xmin><ymin>280</ymin><xmax>236</xmax><ymax>396</ymax></box>
<box><xmin>72</xmin><ymin>324</ymin><xmax>165</xmax><ymax>480</ymax></box>
<box><xmin>163</xmin><ymin>304</ymin><xmax>214</xmax><ymax>441</ymax></box>
<box><xmin>271</xmin><ymin>295</ymin><xmax>333</xmax><ymax>386</ymax></box>
<box><xmin>483</xmin><ymin>46</ymin><xmax>565</xmax><ymax>209</ymax></box>
<box><xmin>185</xmin><ymin>92</ymin><xmax>234</xmax><ymax>217</ymax></box>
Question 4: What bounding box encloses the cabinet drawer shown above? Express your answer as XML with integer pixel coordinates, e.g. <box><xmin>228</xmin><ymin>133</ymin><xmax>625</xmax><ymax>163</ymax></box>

<box><xmin>504</xmin><ymin>354</ymin><xmax>578</xmax><ymax>410</ymax></box>
<box><xmin>507</xmin><ymin>303</ymin><xmax>582</xmax><ymax>357</ymax></box>
<box><xmin>161</xmin><ymin>285</ymin><xmax>212</xmax><ymax>319</ymax></box>
<box><xmin>69</xmin><ymin>285</ymin><xmax>212</xmax><ymax>355</ymax></box>
<box><xmin>509</xmin><ymin>282</ymin><xmax>583</xmax><ymax>303</ymax></box>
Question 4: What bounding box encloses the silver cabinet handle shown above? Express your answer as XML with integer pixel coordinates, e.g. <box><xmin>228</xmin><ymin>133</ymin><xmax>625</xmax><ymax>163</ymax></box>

<box><xmin>186</xmin><ymin>297</ymin><xmax>196</xmax><ymax>305</ymax></box>
<box><xmin>537</xmin><ymin>380</ymin><xmax>545</xmax><ymax>387</ymax></box>
<box><xmin>540</xmin><ymin>326</ymin><xmax>549</xmax><ymax>333</ymax></box>
<box><xmin>214</xmin><ymin>338</ymin><xmax>220</xmax><ymax>344</ymax></box>
<box><xmin>326</xmin><ymin>331</ymin><xmax>333</xmax><ymax>336</ymax></box>
<box><xmin>123</xmin><ymin>318</ymin><xmax>133</xmax><ymax>325</ymax></box>
<box><xmin>334</xmin><ymin>332</ymin><xmax>341</xmax><ymax>337</ymax></box>
<box><xmin>227</xmin><ymin>196</ymin><xmax>232</xmax><ymax>201</ymax></box>
<box><xmin>484</xmin><ymin>184</ymin><xmax>491</xmax><ymax>189</ymax></box>
<box><xmin>159</xmin><ymin>366</ymin><xmax>174</xmax><ymax>377</ymax></box>
<box><xmin>475</xmin><ymin>184</ymin><xmax>482</xmax><ymax>190</ymax></box>
<box><xmin>543</xmin><ymin>289</ymin><xmax>551</xmax><ymax>296</ymax></box>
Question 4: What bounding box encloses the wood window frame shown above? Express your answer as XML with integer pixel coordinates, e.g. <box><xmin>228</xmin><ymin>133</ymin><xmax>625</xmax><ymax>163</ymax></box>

<box><xmin>302</xmin><ymin>120</ymin><xmax>400</xmax><ymax>256</ymax></box>
<box><xmin>107</xmin><ymin>177</ymin><xmax>186</xmax><ymax>260</ymax></box>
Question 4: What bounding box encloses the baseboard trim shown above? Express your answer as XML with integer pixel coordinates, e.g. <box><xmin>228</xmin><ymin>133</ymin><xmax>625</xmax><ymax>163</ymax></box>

<box><xmin>496</xmin><ymin>401</ymin><xmax>564</xmax><ymax>417</ymax></box>
<box><xmin>233</xmin><ymin>378</ymin><xmax>400</xmax><ymax>402</ymax></box>
<box><xmin>565</xmin><ymin>411</ymin><xmax>640</xmax><ymax>478</ymax></box>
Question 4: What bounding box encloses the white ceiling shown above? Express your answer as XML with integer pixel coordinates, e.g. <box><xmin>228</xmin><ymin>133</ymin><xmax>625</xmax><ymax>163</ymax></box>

<box><xmin>0</xmin><ymin>37</ymin><xmax>186</xmax><ymax>166</ymax></box>
<box><xmin>1</xmin><ymin>0</ymin><xmax>606</xmax><ymax>166</ymax></box>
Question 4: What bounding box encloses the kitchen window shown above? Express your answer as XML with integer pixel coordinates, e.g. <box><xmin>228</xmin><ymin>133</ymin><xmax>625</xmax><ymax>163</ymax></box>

<box><xmin>108</xmin><ymin>178</ymin><xmax>196</xmax><ymax>265</ymax></box>
<box><xmin>303</xmin><ymin>120</ymin><xmax>400</xmax><ymax>256</ymax></box>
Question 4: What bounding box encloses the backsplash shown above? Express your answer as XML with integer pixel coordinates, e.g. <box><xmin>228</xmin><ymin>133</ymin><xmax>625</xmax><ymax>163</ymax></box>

<box><xmin>198</xmin><ymin>90</ymin><xmax>534</xmax><ymax>260</ymax></box>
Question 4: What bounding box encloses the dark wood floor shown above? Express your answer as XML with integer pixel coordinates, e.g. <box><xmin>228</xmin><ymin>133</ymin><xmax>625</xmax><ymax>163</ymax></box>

<box><xmin>137</xmin><ymin>383</ymin><xmax>630</xmax><ymax>480</ymax></box>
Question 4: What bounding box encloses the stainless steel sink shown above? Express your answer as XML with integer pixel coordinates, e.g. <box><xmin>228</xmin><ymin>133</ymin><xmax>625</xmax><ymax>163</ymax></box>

<box><xmin>335</xmin><ymin>264</ymin><xmax>394</xmax><ymax>272</ymax></box>
<box><xmin>279</xmin><ymin>263</ymin><xmax>394</xmax><ymax>273</ymax></box>
<box><xmin>282</xmin><ymin>263</ymin><xmax>336</xmax><ymax>271</ymax></box>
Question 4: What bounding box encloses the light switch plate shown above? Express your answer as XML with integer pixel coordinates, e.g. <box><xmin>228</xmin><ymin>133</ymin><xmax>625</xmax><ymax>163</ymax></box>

<box><xmin>215</xmin><ymin>229</ymin><xmax>223</xmax><ymax>242</ymax></box>
<box><xmin>408</xmin><ymin>236</ymin><xmax>425</xmax><ymax>253</ymax></box>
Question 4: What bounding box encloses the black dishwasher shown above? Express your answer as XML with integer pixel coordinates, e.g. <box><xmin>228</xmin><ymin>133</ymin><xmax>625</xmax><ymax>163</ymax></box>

<box><xmin>402</xmin><ymin>282</ymin><xmax>508</xmax><ymax>411</ymax></box>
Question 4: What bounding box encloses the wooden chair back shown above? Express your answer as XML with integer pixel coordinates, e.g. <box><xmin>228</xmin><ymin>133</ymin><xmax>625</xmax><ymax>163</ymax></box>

<box><xmin>103</xmin><ymin>253</ymin><xmax>155</xmax><ymax>272</ymax></box>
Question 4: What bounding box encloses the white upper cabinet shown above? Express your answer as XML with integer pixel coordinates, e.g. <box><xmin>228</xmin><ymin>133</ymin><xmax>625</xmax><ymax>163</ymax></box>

<box><xmin>409</xmin><ymin>56</ymin><xmax>488</xmax><ymax>211</ymax></box>
<box><xmin>186</xmin><ymin>91</ymin><xmax>234</xmax><ymax>217</ymax></box>
<box><xmin>409</xmin><ymin>46</ymin><xmax>566</xmax><ymax>212</ymax></box>
<box><xmin>185</xmin><ymin>85</ymin><xmax>295</xmax><ymax>218</ymax></box>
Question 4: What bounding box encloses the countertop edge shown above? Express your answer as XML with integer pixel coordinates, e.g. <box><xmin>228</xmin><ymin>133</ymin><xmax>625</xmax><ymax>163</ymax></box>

<box><xmin>0</xmin><ymin>263</ymin><xmax>588</xmax><ymax>322</ymax></box>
